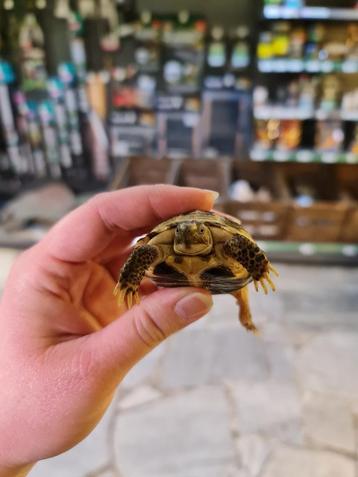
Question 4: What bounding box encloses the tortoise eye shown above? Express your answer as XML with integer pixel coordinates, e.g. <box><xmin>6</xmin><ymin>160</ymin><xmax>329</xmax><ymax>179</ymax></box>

<box><xmin>199</xmin><ymin>226</ymin><xmax>205</xmax><ymax>234</ymax></box>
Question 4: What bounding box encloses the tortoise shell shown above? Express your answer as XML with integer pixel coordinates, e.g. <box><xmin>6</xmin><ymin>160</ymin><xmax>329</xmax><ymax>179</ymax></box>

<box><xmin>115</xmin><ymin>210</ymin><xmax>278</xmax><ymax>332</ymax></box>
<box><xmin>144</xmin><ymin>210</ymin><xmax>254</xmax><ymax>292</ymax></box>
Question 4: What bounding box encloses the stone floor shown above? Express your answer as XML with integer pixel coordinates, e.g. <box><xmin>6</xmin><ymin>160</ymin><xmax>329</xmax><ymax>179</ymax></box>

<box><xmin>1</xmin><ymin>248</ymin><xmax>358</xmax><ymax>477</ymax></box>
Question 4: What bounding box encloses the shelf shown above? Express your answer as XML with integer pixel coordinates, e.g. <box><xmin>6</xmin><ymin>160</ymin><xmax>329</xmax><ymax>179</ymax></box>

<box><xmin>258</xmin><ymin>59</ymin><xmax>358</xmax><ymax>74</ymax></box>
<box><xmin>263</xmin><ymin>5</ymin><xmax>358</xmax><ymax>21</ymax></box>
<box><xmin>259</xmin><ymin>240</ymin><xmax>358</xmax><ymax>265</ymax></box>
<box><xmin>251</xmin><ymin>148</ymin><xmax>358</xmax><ymax>164</ymax></box>
<box><xmin>254</xmin><ymin>106</ymin><xmax>358</xmax><ymax>121</ymax></box>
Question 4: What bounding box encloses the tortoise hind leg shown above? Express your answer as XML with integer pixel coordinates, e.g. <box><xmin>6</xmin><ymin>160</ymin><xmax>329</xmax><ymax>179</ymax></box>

<box><xmin>115</xmin><ymin>244</ymin><xmax>159</xmax><ymax>309</ymax></box>
<box><xmin>231</xmin><ymin>286</ymin><xmax>258</xmax><ymax>334</ymax></box>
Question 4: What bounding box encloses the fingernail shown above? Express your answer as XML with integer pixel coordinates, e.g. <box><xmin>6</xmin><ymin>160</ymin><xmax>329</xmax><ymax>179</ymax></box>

<box><xmin>175</xmin><ymin>292</ymin><xmax>213</xmax><ymax>322</ymax></box>
<box><xmin>204</xmin><ymin>190</ymin><xmax>219</xmax><ymax>202</ymax></box>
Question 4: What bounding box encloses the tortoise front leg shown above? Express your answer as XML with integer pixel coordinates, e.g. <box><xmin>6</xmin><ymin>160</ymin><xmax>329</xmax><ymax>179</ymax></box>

<box><xmin>114</xmin><ymin>244</ymin><xmax>159</xmax><ymax>309</ymax></box>
<box><xmin>231</xmin><ymin>286</ymin><xmax>257</xmax><ymax>333</ymax></box>
<box><xmin>223</xmin><ymin>234</ymin><xmax>278</xmax><ymax>293</ymax></box>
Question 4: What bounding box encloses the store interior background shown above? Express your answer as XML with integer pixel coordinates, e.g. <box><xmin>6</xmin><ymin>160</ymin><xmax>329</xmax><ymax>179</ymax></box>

<box><xmin>0</xmin><ymin>1</ymin><xmax>358</xmax><ymax>476</ymax></box>
<box><xmin>0</xmin><ymin>0</ymin><xmax>357</xmax><ymax>261</ymax></box>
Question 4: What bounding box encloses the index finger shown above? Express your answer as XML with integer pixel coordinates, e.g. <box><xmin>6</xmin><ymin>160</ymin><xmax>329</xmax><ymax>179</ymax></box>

<box><xmin>43</xmin><ymin>185</ymin><xmax>218</xmax><ymax>262</ymax></box>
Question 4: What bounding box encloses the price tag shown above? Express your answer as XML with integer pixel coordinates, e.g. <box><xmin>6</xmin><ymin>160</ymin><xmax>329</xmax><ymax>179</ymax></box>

<box><xmin>296</xmin><ymin>150</ymin><xmax>313</xmax><ymax>162</ymax></box>
<box><xmin>287</xmin><ymin>59</ymin><xmax>304</xmax><ymax>72</ymax></box>
<box><xmin>342</xmin><ymin>61</ymin><xmax>358</xmax><ymax>74</ymax></box>
<box><xmin>254</xmin><ymin>106</ymin><xmax>271</xmax><ymax>120</ymax></box>
<box><xmin>341</xmin><ymin>111</ymin><xmax>358</xmax><ymax>122</ymax></box>
<box><xmin>321</xmin><ymin>61</ymin><xmax>334</xmax><ymax>73</ymax></box>
<box><xmin>299</xmin><ymin>243</ymin><xmax>316</xmax><ymax>256</ymax></box>
<box><xmin>274</xmin><ymin>150</ymin><xmax>290</xmax><ymax>162</ymax></box>
<box><xmin>345</xmin><ymin>153</ymin><xmax>358</xmax><ymax>164</ymax></box>
<box><xmin>305</xmin><ymin>60</ymin><xmax>320</xmax><ymax>72</ymax></box>
<box><xmin>251</xmin><ymin>149</ymin><xmax>268</xmax><ymax>161</ymax></box>
<box><xmin>321</xmin><ymin>152</ymin><xmax>337</xmax><ymax>163</ymax></box>
<box><xmin>258</xmin><ymin>60</ymin><xmax>273</xmax><ymax>73</ymax></box>
<box><xmin>275</xmin><ymin>59</ymin><xmax>288</xmax><ymax>72</ymax></box>
<box><xmin>342</xmin><ymin>245</ymin><xmax>358</xmax><ymax>257</ymax></box>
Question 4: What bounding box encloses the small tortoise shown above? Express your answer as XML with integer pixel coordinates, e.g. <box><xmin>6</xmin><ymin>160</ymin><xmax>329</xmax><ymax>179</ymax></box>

<box><xmin>114</xmin><ymin>210</ymin><xmax>278</xmax><ymax>332</ymax></box>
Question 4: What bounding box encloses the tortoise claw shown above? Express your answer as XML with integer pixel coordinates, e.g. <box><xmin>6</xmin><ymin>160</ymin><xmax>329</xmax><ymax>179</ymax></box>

<box><xmin>114</xmin><ymin>283</ymin><xmax>140</xmax><ymax>309</ymax></box>
<box><xmin>269</xmin><ymin>264</ymin><xmax>279</xmax><ymax>277</ymax></box>
<box><xmin>253</xmin><ymin>268</ymin><xmax>277</xmax><ymax>294</ymax></box>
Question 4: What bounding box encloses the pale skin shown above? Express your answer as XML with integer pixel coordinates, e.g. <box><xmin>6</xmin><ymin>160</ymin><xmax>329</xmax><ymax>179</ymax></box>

<box><xmin>0</xmin><ymin>185</ymin><xmax>217</xmax><ymax>477</ymax></box>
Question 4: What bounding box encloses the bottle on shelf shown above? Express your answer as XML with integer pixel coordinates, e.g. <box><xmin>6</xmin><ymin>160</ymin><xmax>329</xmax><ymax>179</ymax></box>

<box><xmin>230</xmin><ymin>26</ymin><xmax>250</xmax><ymax>70</ymax></box>
<box><xmin>207</xmin><ymin>26</ymin><xmax>227</xmax><ymax>70</ymax></box>
<box><xmin>18</xmin><ymin>10</ymin><xmax>48</xmax><ymax>91</ymax></box>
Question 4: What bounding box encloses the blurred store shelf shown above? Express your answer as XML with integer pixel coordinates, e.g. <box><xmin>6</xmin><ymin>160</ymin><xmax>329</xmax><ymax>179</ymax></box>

<box><xmin>258</xmin><ymin>59</ymin><xmax>358</xmax><ymax>74</ymax></box>
<box><xmin>254</xmin><ymin>106</ymin><xmax>358</xmax><ymax>122</ymax></box>
<box><xmin>251</xmin><ymin>148</ymin><xmax>358</xmax><ymax>164</ymax></box>
<box><xmin>260</xmin><ymin>240</ymin><xmax>358</xmax><ymax>265</ymax></box>
<box><xmin>263</xmin><ymin>5</ymin><xmax>358</xmax><ymax>21</ymax></box>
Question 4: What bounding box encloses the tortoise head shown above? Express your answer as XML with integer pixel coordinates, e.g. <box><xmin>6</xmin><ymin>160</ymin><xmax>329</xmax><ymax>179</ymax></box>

<box><xmin>174</xmin><ymin>221</ymin><xmax>213</xmax><ymax>256</ymax></box>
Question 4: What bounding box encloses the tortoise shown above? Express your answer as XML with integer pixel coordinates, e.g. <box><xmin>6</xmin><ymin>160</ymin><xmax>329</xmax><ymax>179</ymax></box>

<box><xmin>114</xmin><ymin>210</ymin><xmax>278</xmax><ymax>332</ymax></box>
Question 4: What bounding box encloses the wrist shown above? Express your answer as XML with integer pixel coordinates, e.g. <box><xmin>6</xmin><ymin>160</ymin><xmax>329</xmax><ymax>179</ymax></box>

<box><xmin>0</xmin><ymin>463</ymin><xmax>33</xmax><ymax>477</ymax></box>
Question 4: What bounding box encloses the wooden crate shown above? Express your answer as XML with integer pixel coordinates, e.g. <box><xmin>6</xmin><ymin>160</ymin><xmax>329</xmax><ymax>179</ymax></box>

<box><xmin>233</xmin><ymin>161</ymin><xmax>288</xmax><ymax>197</ymax></box>
<box><xmin>223</xmin><ymin>200</ymin><xmax>290</xmax><ymax>241</ymax></box>
<box><xmin>336</xmin><ymin>165</ymin><xmax>358</xmax><ymax>201</ymax></box>
<box><xmin>286</xmin><ymin>202</ymin><xmax>349</xmax><ymax>243</ymax></box>
<box><xmin>341</xmin><ymin>206</ymin><xmax>358</xmax><ymax>243</ymax></box>
<box><xmin>278</xmin><ymin>163</ymin><xmax>338</xmax><ymax>201</ymax></box>
<box><xmin>110</xmin><ymin>157</ymin><xmax>181</xmax><ymax>190</ymax></box>
<box><xmin>177</xmin><ymin>158</ymin><xmax>232</xmax><ymax>197</ymax></box>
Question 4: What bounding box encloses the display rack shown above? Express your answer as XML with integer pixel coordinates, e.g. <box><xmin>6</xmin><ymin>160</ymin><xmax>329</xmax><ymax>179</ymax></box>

<box><xmin>251</xmin><ymin>149</ymin><xmax>358</xmax><ymax>164</ymax></box>
<box><xmin>263</xmin><ymin>5</ymin><xmax>358</xmax><ymax>21</ymax></box>
<box><xmin>259</xmin><ymin>240</ymin><xmax>358</xmax><ymax>264</ymax></box>
<box><xmin>252</xmin><ymin>0</ymin><xmax>358</xmax><ymax>165</ymax></box>
<box><xmin>0</xmin><ymin>1</ymin><xmax>357</xmax><ymax>264</ymax></box>
<box><xmin>247</xmin><ymin>0</ymin><xmax>358</xmax><ymax>262</ymax></box>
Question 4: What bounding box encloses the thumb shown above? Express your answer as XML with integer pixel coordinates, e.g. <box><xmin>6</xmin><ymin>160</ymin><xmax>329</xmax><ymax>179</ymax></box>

<box><xmin>87</xmin><ymin>287</ymin><xmax>213</xmax><ymax>376</ymax></box>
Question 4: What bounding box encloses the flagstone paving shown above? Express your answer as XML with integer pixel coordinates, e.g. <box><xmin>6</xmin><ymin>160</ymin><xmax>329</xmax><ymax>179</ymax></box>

<box><xmin>1</xmin><ymin>249</ymin><xmax>357</xmax><ymax>477</ymax></box>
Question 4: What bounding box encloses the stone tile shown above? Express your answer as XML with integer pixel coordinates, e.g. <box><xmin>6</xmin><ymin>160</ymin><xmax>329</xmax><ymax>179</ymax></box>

<box><xmin>281</xmin><ymin>325</ymin><xmax>321</xmax><ymax>347</ymax></box>
<box><xmin>350</xmin><ymin>401</ymin><xmax>358</xmax><ymax>422</ymax></box>
<box><xmin>118</xmin><ymin>385</ymin><xmax>162</xmax><ymax>410</ymax></box>
<box><xmin>263</xmin><ymin>265</ymin><xmax>358</xmax><ymax>333</ymax></box>
<box><xmin>261</xmin><ymin>445</ymin><xmax>355</xmax><ymax>477</ymax></box>
<box><xmin>236</xmin><ymin>434</ymin><xmax>271</xmax><ymax>477</ymax></box>
<box><xmin>113</xmin><ymin>386</ymin><xmax>237</xmax><ymax>477</ymax></box>
<box><xmin>297</xmin><ymin>332</ymin><xmax>358</xmax><ymax>399</ymax></box>
<box><xmin>91</xmin><ymin>469</ymin><xmax>119</xmax><ymax>477</ymax></box>
<box><xmin>165</xmin><ymin>465</ymin><xmax>247</xmax><ymax>477</ymax></box>
<box><xmin>280</xmin><ymin>267</ymin><xmax>357</xmax><ymax>324</ymax></box>
<box><xmin>302</xmin><ymin>392</ymin><xmax>355</xmax><ymax>454</ymax></box>
<box><xmin>265</xmin><ymin>343</ymin><xmax>297</xmax><ymax>381</ymax></box>
<box><xmin>284</xmin><ymin>310</ymin><xmax>358</xmax><ymax>333</ymax></box>
<box><xmin>204</xmin><ymin>291</ymin><xmax>282</xmax><ymax>332</ymax></box>
<box><xmin>29</xmin><ymin>394</ymin><xmax>118</xmax><ymax>477</ymax></box>
<box><xmin>157</xmin><ymin>327</ymin><xmax>269</xmax><ymax>390</ymax></box>
<box><xmin>229</xmin><ymin>380</ymin><xmax>303</xmax><ymax>444</ymax></box>
<box><xmin>250</xmin><ymin>288</ymin><xmax>285</xmax><ymax>323</ymax></box>
<box><xmin>121</xmin><ymin>345</ymin><xmax>164</xmax><ymax>389</ymax></box>
<box><xmin>204</xmin><ymin>294</ymin><xmax>240</xmax><ymax>327</ymax></box>
<box><xmin>272</xmin><ymin>265</ymin><xmax>358</xmax><ymax>294</ymax></box>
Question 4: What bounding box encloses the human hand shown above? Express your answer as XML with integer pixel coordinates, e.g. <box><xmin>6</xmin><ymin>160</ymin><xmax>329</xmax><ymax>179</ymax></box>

<box><xmin>0</xmin><ymin>185</ymin><xmax>216</xmax><ymax>477</ymax></box>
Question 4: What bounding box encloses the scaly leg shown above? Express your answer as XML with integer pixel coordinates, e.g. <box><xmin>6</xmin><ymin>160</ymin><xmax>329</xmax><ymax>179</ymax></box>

<box><xmin>114</xmin><ymin>244</ymin><xmax>159</xmax><ymax>309</ymax></box>
<box><xmin>231</xmin><ymin>286</ymin><xmax>258</xmax><ymax>333</ymax></box>
<box><xmin>223</xmin><ymin>234</ymin><xmax>278</xmax><ymax>294</ymax></box>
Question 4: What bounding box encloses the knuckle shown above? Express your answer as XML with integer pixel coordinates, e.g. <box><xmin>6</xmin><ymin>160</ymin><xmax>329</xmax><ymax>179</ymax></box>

<box><xmin>133</xmin><ymin>307</ymin><xmax>167</xmax><ymax>349</ymax></box>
